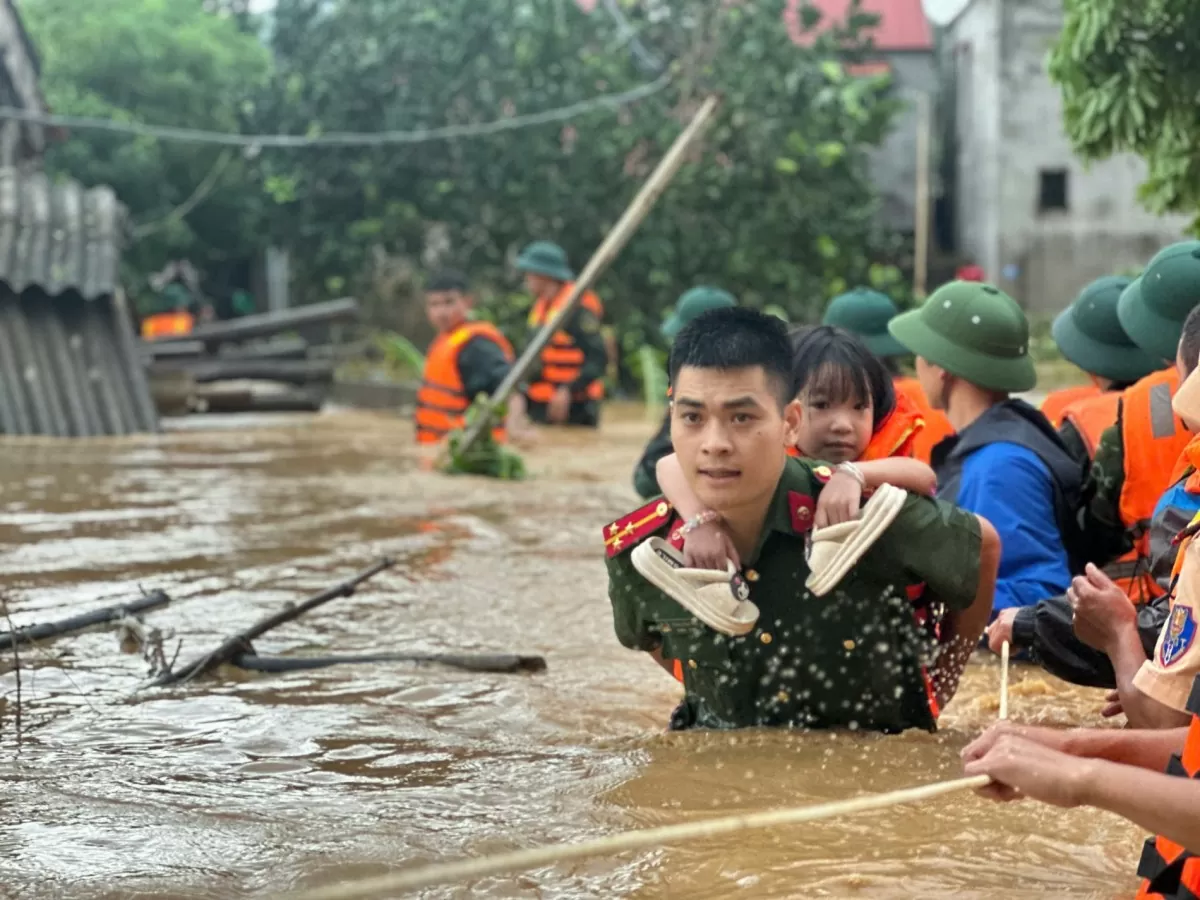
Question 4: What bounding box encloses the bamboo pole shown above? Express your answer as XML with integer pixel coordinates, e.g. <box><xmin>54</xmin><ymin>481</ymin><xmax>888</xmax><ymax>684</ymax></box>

<box><xmin>277</xmin><ymin>776</ymin><xmax>991</xmax><ymax>900</ymax></box>
<box><xmin>913</xmin><ymin>91</ymin><xmax>931</xmax><ymax>299</ymax></box>
<box><xmin>272</xmin><ymin>643</ymin><xmax>1015</xmax><ymax>900</ymax></box>
<box><xmin>454</xmin><ymin>94</ymin><xmax>723</xmax><ymax>456</ymax></box>
<box><xmin>999</xmin><ymin>640</ymin><xmax>1010</xmax><ymax>721</ymax></box>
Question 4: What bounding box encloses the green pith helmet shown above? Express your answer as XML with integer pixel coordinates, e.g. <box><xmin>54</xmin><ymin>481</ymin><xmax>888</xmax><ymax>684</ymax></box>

<box><xmin>1051</xmin><ymin>275</ymin><xmax>1159</xmax><ymax>383</ymax></box>
<box><xmin>1118</xmin><ymin>240</ymin><xmax>1200</xmax><ymax>362</ymax></box>
<box><xmin>662</xmin><ymin>286</ymin><xmax>737</xmax><ymax>339</ymax></box>
<box><xmin>515</xmin><ymin>241</ymin><xmax>574</xmax><ymax>283</ymax></box>
<box><xmin>887</xmin><ymin>280</ymin><xmax>1036</xmax><ymax>393</ymax></box>
<box><xmin>822</xmin><ymin>287</ymin><xmax>907</xmax><ymax>358</ymax></box>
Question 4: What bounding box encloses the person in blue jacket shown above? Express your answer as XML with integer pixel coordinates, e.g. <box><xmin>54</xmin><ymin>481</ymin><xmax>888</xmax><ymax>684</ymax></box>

<box><xmin>889</xmin><ymin>281</ymin><xmax>1082</xmax><ymax>622</ymax></box>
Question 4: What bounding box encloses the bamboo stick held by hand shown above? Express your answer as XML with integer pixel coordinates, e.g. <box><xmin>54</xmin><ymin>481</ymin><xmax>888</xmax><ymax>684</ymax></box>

<box><xmin>455</xmin><ymin>94</ymin><xmax>723</xmax><ymax>456</ymax></box>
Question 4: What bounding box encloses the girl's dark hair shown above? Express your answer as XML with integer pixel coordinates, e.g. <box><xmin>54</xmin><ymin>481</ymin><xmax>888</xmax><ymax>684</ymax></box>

<box><xmin>790</xmin><ymin>325</ymin><xmax>895</xmax><ymax>429</ymax></box>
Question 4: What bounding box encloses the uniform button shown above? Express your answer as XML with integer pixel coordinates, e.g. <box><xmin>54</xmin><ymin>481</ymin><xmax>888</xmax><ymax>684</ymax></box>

<box><xmin>776</xmin><ymin>690</ymin><xmax>789</xmax><ymax>703</ymax></box>
<box><xmin>843</xmin><ymin>639</ymin><xmax>856</xmax><ymax>651</ymax></box>
<box><xmin>745</xmin><ymin>569</ymin><xmax>759</xmax><ymax>582</ymax></box>
<box><xmin>760</xmin><ymin>632</ymin><xmax>773</xmax><ymax>645</ymax></box>
<box><xmin>688</xmin><ymin>659</ymin><xmax>698</xmax><ymax>670</ymax></box>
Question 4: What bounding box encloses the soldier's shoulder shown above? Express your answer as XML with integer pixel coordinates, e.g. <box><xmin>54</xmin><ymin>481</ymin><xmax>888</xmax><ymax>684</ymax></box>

<box><xmin>602</xmin><ymin>497</ymin><xmax>679</xmax><ymax>558</ymax></box>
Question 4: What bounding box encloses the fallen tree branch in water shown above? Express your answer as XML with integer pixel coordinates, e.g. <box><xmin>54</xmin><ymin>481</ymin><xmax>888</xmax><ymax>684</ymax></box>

<box><xmin>233</xmin><ymin>651</ymin><xmax>547</xmax><ymax>675</ymax></box>
<box><xmin>150</xmin><ymin>557</ymin><xmax>395</xmax><ymax>687</ymax></box>
<box><xmin>0</xmin><ymin>590</ymin><xmax>172</xmax><ymax>652</ymax></box>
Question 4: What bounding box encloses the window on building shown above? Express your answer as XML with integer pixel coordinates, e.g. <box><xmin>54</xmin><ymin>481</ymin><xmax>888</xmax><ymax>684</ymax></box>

<box><xmin>1038</xmin><ymin>169</ymin><xmax>1069</xmax><ymax>213</ymax></box>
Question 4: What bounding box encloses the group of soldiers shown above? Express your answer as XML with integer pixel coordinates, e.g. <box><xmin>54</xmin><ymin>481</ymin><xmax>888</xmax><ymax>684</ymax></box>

<box><xmin>413</xmin><ymin>237</ymin><xmax>1200</xmax><ymax>897</ymax></box>
<box><xmin>413</xmin><ymin>240</ymin><xmax>608</xmax><ymax>448</ymax></box>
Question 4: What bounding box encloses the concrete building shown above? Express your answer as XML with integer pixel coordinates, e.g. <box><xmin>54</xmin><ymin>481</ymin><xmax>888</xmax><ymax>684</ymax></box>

<box><xmin>795</xmin><ymin>0</ymin><xmax>938</xmax><ymax>231</ymax></box>
<box><xmin>942</xmin><ymin>0</ymin><xmax>1191</xmax><ymax>313</ymax></box>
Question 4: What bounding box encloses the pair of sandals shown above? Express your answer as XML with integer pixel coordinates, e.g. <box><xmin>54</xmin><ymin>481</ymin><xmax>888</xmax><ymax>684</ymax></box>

<box><xmin>631</xmin><ymin>484</ymin><xmax>908</xmax><ymax>637</ymax></box>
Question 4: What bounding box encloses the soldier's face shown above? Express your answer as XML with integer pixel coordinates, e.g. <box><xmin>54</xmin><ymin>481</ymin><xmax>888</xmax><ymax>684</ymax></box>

<box><xmin>425</xmin><ymin>291</ymin><xmax>471</xmax><ymax>333</ymax></box>
<box><xmin>915</xmin><ymin>357</ymin><xmax>947</xmax><ymax>410</ymax></box>
<box><xmin>670</xmin><ymin>365</ymin><xmax>802</xmax><ymax>514</ymax></box>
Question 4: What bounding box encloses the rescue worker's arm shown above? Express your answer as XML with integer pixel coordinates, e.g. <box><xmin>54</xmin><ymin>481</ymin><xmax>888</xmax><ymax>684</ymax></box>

<box><xmin>955</xmin><ymin>443</ymin><xmax>1071</xmax><ymax>613</ymax></box>
<box><xmin>566</xmin><ymin>308</ymin><xmax>608</xmax><ymax>395</ymax></box>
<box><xmin>854</xmin><ymin>457</ymin><xmax>937</xmax><ymax>497</ymax></box>
<box><xmin>873</xmin><ymin>495</ymin><xmax>997</xmax><ymax>707</ymax></box>
<box><xmin>963</xmin><ymin>732</ymin><xmax>1200</xmax><ymax>853</ymax></box>
<box><xmin>1127</xmin><ymin>568</ymin><xmax>1200</xmax><ymax>728</ymax></box>
<box><xmin>1109</xmin><ymin>624</ymin><xmax>1190</xmax><ymax>729</ymax></box>
<box><xmin>633</xmin><ymin>411</ymin><xmax>673</xmax><ymax>499</ymax></box>
<box><xmin>964</xmin><ymin>720</ymin><xmax>1187</xmax><ymax>772</ymax></box>
<box><xmin>458</xmin><ymin>335</ymin><xmax>514</xmax><ymax>399</ymax></box>
<box><xmin>1077</xmin><ymin>420</ymin><xmax>1133</xmax><ymax>566</ymax></box>
<box><xmin>998</xmin><ymin>594</ymin><xmax>1166</xmax><ymax>689</ymax></box>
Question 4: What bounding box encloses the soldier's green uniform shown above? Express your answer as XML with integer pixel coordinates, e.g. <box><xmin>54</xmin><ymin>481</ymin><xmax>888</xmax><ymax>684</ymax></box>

<box><xmin>1079</xmin><ymin>243</ymin><xmax>1200</xmax><ymax>557</ymax></box>
<box><xmin>605</xmin><ymin>457</ymin><xmax>984</xmax><ymax>733</ymax></box>
<box><xmin>633</xmin><ymin>287</ymin><xmax>737</xmax><ymax>499</ymax></box>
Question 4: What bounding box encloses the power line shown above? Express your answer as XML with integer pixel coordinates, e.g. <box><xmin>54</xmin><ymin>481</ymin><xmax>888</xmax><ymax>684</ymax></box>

<box><xmin>0</xmin><ymin>74</ymin><xmax>671</xmax><ymax>149</ymax></box>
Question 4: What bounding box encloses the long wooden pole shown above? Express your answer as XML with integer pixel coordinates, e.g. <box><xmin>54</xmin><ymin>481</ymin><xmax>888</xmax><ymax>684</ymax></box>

<box><xmin>913</xmin><ymin>91</ymin><xmax>931</xmax><ymax>299</ymax></box>
<box><xmin>0</xmin><ymin>590</ymin><xmax>171</xmax><ymax>651</ymax></box>
<box><xmin>455</xmin><ymin>94</ymin><xmax>723</xmax><ymax>455</ymax></box>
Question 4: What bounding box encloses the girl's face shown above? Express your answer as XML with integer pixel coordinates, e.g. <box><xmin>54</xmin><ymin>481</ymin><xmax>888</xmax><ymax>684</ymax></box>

<box><xmin>795</xmin><ymin>382</ymin><xmax>874</xmax><ymax>463</ymax></box>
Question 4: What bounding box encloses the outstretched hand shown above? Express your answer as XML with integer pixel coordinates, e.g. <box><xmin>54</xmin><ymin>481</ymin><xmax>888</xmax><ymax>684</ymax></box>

<box><xmin>963</xmin><ymin>732</ymin><xmax>1093</xmax><ymax>807</ymax></box>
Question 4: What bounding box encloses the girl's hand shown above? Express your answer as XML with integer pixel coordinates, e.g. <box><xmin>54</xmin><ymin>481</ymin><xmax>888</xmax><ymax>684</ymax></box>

<box><xmin>682</xmin><ymin>522</ymin><xmax>740</xmax><ymax>570</ymax></box>
<box><xmin>814</xmin><ymin>471</ymin><xmax>863</xmax><ymax>528</ymax></box>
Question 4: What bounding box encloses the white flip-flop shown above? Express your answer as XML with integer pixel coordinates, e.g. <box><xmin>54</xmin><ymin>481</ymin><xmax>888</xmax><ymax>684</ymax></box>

<box><xmin>805</xmin><ymin>483</ymin><xmax>908</xmax><ymax>596</ymax></box>
<box><xmin>630</xmin><ymin>537</ymin><xmax>760</xmax><ymax>636</ymax></box>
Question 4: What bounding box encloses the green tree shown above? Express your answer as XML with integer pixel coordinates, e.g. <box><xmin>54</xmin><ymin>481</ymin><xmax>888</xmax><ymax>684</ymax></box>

<box><xmin>22</xmin><ymin>0</ymin><xmax>271</xmax><ymax>309</ymax></box>
<box><xmin>1049</xmin><ymin>0</ymin><xmax>1200</xmax><ymax>228</ymax></box>
<box><xmin>259</xmin><ymin>0</ymin><xmax>902</xmax><ymax>353</ymax></box>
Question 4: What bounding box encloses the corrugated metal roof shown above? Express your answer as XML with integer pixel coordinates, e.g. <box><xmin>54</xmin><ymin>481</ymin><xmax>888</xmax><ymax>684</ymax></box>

<box><xmin>0</xmin><ymin>287</ymin><xmax>159</xmax><ymax>436</ymax></box>
<box><xmin>0</xmin><ymin>167</ymin><xmax>124</xmax><ymax>300</ymax></box>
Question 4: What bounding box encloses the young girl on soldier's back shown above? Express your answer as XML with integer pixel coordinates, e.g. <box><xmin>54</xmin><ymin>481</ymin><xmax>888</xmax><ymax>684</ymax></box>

<box><xmin>657</xmin><ymin>325</ymin><xmax>936</xmax><ymax>569</ymax></box>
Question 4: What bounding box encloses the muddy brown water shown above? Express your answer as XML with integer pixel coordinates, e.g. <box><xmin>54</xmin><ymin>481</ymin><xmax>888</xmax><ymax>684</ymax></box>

<box><xmin>0</xmin><ymin>403</ymin><xmax>1143</xmax><ymax>899</ymax></box>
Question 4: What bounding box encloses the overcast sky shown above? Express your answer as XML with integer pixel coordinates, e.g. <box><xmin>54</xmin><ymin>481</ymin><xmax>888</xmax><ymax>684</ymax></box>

<box><xmin>246</xmin><ymin>0</ymin><xmax>975</xmax><ymax>26</ymax></box>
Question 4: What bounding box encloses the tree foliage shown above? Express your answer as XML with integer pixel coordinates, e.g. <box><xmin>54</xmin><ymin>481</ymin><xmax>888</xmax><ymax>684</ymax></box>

<box><xmin>21</xmin><ymin>0</ymin><xmax>271</xmax><ymax>306</ymax></box>
<box><xmin>258</xmin><ymin>0</ymin><xmax>905</xmax><ymax>347</ymax></box>
<box><xmin>1049</xmin><ymin>0</ymin><xmax>1200</xmax><ymax>229</ymax></box>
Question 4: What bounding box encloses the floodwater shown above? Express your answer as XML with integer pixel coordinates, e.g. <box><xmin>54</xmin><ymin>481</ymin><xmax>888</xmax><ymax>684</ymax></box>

<box><xmin>0</xmin><ymin>403</ymin><xmax>1145</xmax><ymax>899</ymax></box>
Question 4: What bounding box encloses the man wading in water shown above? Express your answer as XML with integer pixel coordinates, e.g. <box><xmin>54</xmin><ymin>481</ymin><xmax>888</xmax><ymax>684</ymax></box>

<box><xmin>603</xmin><ymin>308</ymin><xmax>1000</xmax><ymax>733</ymax></box>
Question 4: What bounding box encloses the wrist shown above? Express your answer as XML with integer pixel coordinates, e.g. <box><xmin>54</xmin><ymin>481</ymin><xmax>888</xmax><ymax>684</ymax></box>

<box><xmin>1064</xmin><ymin>756</ymin><xmax>1103</xmax><ymax>808</ymax></box>
<box><xmin>680</xmin><ymin>510</ymin><xmax>721</xmax><ymax>537</ymax></box>
<box><xmin>834</xmin><ymin>461</ymin><xmax>866</xmax><ymax>488</ymax></box>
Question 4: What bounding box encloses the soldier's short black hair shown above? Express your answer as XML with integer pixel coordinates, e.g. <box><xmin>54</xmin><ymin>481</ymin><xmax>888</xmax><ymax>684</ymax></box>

<box><xmin>1180</xmin><ymin>304</ymin><xmax>1200</xmax><ymax>376</ymax></box>
<box><xmin>669</xmin><ymin>307</ymin><xmax>795</xmax><ymax>408</ymax></box>
<box><xmin>791</xmin><ymin>325</ymin><xmax>896</xmax><ymax>429</ymax></box>
<box><xmin>427</xmin><ymin>269</ymin><xmax>469</xmax><ymax>294</ymax></box>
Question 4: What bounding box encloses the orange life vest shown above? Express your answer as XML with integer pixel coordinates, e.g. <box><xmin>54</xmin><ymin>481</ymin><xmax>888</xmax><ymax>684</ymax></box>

<box><xmin>1136</xmin><ymin>704</ymin><xmax>1200</xmax><ymax>898</ymax></box>
<box><xmin>414</xmin><ymin>321</ymin><xmax>514</xmax><ymax>445</ymax></box>
<box><xmin>1041</xmin><ymin>383</ymin><xmax>1103</xmax><ymax>428</ymax></box>
<box><xmin>1119</xmin><ymin>368</ymin><xmax>1193</xmax><ymax>593</ymax></box>
<box><xmin>1060</xmin><ymin>389</ymin><xmax>1158</xmax><ymax>601</ymax></box>
<box><xmin>860</xmin><ymin>389</ymin><xmax>925</xmax><ymax>462</ymax></box>
<box><xmin>1061</xmin><ymin>391</ymin><xmax>1121</xmax><ymax>459</ymax></box>
<box><xmin>786</xmin><ymin>391</ymin><xmax>925</xmax><ymax>462</ymax></box>
<box><xmin>526</xmin><ymin>284</ymin><xmax>605</xmax><ymax>405</ymax></box>
<box><xmin>141</xmin><ymin>311</ymin><xmax>195</xmax><ymax>340</ymax></box>
<box><xmin>893</xmin><ymin>377</ymin><xmax>954</xmax><ymax>464</ymax></box>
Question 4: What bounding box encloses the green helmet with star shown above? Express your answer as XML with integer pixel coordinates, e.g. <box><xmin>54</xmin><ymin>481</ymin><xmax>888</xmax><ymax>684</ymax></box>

<box><xmin>887</xmin><ymin>281</ymin><xmax>1036</xmax><ymax>392</ymax></box>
